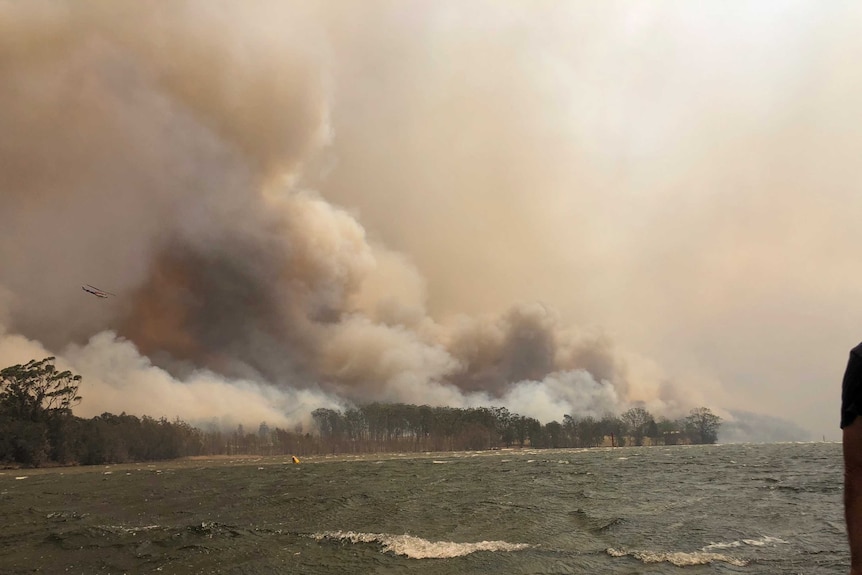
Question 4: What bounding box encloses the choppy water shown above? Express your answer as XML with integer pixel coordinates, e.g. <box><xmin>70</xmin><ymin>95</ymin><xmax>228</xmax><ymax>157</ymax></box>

<box><xmin>0</xmin><ymin>442</ymin><xmax>849</xmax><ymax>574</ymax></box>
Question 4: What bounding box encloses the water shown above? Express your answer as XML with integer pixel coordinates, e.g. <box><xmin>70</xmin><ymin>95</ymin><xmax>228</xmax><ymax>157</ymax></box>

<box><xmin>0</xmin><ymin>443</ymin><xmax>848</xmax><ymax>574</ymax></box>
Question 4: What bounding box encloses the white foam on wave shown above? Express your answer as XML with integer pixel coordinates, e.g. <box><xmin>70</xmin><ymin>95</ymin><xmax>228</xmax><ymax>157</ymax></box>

<box><xmin>703</xmin><ymin>535</ymin><xmax>788</xmax><ymax>550</ymax></box>
<box><xmin>311</xmin><ymin>530</ymin><xmax>531</xmax><ymax>559</ymax></box>
<box><xmin>607</xmin><ymin>547</ymin><xmax>747</xmax><ymax>567</ymax></box>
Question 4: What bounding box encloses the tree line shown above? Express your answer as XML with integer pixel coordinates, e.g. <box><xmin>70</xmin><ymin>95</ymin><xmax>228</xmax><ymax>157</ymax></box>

<box><xmin>0</xmin><ymin>357</ymin><xmax>721</xmax><ymax>467</ymax></box>
<box><xmin>306</xmin><ymin>403</ymin><xmax>722</xmax><ymax>452</ymax></box>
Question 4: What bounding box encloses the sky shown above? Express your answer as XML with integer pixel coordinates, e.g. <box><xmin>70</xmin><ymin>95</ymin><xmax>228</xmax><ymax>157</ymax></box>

<box><xmin>1</xmin><ymin>0</ymin><xmax>860</xmax><ymax>440</ymax></box>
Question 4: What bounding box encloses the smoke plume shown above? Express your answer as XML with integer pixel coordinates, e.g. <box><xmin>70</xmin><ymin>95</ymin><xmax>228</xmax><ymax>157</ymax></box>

<box><xmin>3</xmin><ymin>1</ymin><xmax>838</xmax><ymax>437</ymax></box>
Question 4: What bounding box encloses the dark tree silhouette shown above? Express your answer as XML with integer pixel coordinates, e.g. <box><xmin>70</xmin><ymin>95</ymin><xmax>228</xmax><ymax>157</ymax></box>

<box><xmin>0</xmin><ymin>357</ymin><xmax>81</xmax><ymax>465</ymax></box>
<box><xmin>0</xmin><ymin>357</ymin><xmax>81</xmax><ymax>421</ymax></box>
<box><xmin>621</xmin><ymin>407</ymin><xmax>655</xmax><ymax>446</ymax></box>
<box><xmin>685</xmin><ymin>407</ymin><xmax>723</xmax><ymax>444</ymax></box>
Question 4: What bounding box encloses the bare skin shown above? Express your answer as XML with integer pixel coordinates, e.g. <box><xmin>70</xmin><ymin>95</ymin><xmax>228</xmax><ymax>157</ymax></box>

<box><xmin>845</xmin><ymin>417</ymin><xmax>862</xmax><ymax>575</ymax></box>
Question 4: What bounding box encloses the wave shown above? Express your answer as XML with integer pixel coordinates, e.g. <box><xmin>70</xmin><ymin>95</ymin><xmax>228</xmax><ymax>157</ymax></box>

<box><xmin>703</xmin><ymin>535</ymin><xmax>788</xmax><ymax>550</ymax></box>
<box><xmin>606</xmin><ymin>547</ymin><xmax>747</xmax><ymax>567</ymax></box>
<box><xmin>310</xmin><ymin>530</ymin><xmax>531</xmax><ymax>559</ymax></box>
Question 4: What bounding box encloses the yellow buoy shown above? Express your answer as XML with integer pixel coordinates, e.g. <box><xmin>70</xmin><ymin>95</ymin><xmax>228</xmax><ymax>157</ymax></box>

<box><xmin>292</xmin><ymin>455</ymin><xmax>300</xmax><ymax>464</ymax></box>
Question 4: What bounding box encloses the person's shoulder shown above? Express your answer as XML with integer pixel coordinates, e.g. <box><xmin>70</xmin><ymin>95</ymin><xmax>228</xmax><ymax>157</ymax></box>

<box><xmin>851</xmin><ymin>342</ymin><xmax>862</xmax><ymax>357</ymax></box>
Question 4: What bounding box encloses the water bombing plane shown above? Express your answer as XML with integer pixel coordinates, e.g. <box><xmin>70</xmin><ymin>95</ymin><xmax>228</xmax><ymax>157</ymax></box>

<box><xmin>82</xmin><ymin>284</ymin><xmax>115</xmax><ymax>298</ymax></box>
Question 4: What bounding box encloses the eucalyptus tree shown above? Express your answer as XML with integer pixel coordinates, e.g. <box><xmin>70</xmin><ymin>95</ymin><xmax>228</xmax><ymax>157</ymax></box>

<box><xmin>0</xmin><ymin>357</ymin><xmax>81</xmax><ymax>465</ymax></box>
<box><xmin>621</xmin><ymin>407</ymin><xmax>655</xmax><ymax>446</ymax></box>
<box><xmin>0</xmin><ymin>357</ymin><xmax>81</xmax><ymax>422</ymax></box>
<box><xmin>685</xmin><ymin>407</ymin><xmax>723</xmax><ymax>444</ymax></box>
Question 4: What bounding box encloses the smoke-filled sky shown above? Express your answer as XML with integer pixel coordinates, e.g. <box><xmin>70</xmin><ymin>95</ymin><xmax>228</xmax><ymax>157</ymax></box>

<box><xmin>1</xmin><ymin>0</ymin><xmax>858</xmax><ymax>440</ymax></box>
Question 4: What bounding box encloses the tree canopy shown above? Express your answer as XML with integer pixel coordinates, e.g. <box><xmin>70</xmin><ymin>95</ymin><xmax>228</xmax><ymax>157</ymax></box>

<box><xmin>0</xmin><ymin>357</ymin><xmax>81</xmax><ymax>421</ymax></box>
<box><xmin>0</xmin><ymin>357</ymin><xmax>82</xmax><ymax>465</ymax></box>
<box><xmin>685</xmin><ymin>407</ymin><xmax>723</xmax><ymax>444</ymax></box>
